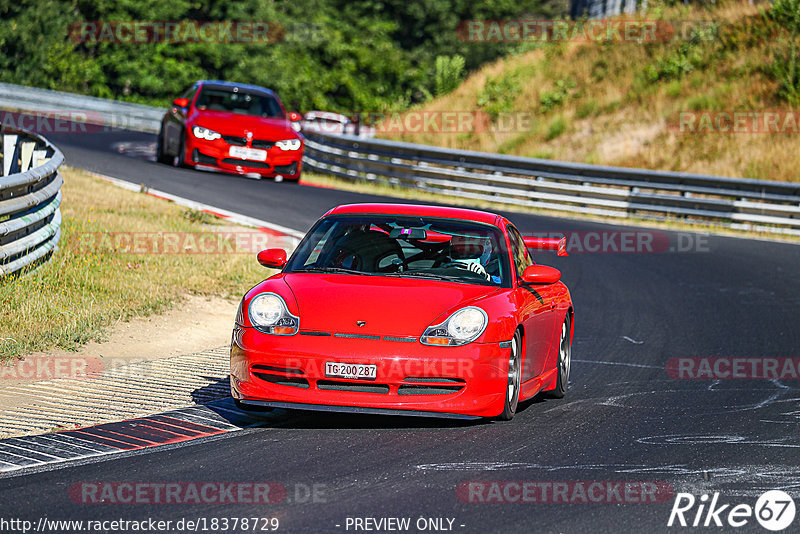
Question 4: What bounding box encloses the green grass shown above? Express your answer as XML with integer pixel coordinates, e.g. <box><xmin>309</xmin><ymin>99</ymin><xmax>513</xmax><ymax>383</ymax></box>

<box><xmin>545</xmin><ymin>116</ymin><xmax>568</xmax><ymax>140</ymax></box>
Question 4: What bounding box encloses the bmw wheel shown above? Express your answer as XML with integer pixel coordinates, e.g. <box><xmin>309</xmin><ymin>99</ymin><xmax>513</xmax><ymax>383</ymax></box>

<box><xmin>155</xmin><ymin>125</ymin><xmax>171</xmax><ymax>164</ymax></box>
<box><xmin>173</xmin><ymin>132</ymin><xmax>185</xmax><ymax>167</ymax></box>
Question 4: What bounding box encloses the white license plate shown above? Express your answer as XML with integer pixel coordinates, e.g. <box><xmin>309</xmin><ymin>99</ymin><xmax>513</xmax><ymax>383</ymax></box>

<box><xmin>229</xmin><ymin>146</ymin><xmax>268</xmax><ymax>161</ymax></box>
<box><xmin>325</xmin><ymin>362</ymin><xmax>377</xmax><ymax>380</ymax></box>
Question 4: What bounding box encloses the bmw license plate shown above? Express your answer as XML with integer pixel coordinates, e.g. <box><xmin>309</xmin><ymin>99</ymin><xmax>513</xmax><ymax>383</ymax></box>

<box><xmin>325</xmin><ymin>362</ymin><xmax>377</xmax><ymax>380</ymax></box>
<box><xmin>229</xmin><ymin>146</ymin><xmax>267</xmax><ymax>161</ymax></box>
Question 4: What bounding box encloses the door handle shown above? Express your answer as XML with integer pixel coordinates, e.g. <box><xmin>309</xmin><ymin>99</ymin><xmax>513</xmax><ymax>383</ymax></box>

<box><xmin>550</xmin><ymin>300</ymin><xmax>557</xmax><ymax>309</ymax></box>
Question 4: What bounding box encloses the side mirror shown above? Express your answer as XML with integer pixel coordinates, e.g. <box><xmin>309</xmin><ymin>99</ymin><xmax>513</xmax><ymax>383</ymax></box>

<box><xmin>257</xmin><ymin>248</ymin><xmax>287</xmax><ymax>269</ymax></box>
<box><xmin>173</xmin><ymin>98</ymin><xmax>189</xmax><ymax>109</ymax></box>
<box><xmin>521</xmin><ymin>264</ymin><xmax>561</xmax><ymax>285</ymax></box>
<box><xmin>288</xmin><ymin>111</ymin><xmax>302</xmax><ymax>122</ymax></box>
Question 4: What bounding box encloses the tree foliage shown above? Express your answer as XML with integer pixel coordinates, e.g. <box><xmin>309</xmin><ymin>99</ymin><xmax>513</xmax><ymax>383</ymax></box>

<box><xmin>0</xmin><ymin>0</ymin><xmax>563</xmax><ymax>111</ymax></box>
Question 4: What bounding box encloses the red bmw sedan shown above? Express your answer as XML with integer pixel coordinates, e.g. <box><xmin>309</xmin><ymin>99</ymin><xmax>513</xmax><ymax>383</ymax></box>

<box><xmin>157</xmin><ymin>80</ymin><xmax>303</xmax><ymax>181</ymax></box>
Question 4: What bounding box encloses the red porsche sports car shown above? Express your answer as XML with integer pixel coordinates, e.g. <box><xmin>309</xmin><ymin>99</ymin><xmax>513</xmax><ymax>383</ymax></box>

<box><xmin>157</xmin><ymin>80</ymin><xmax>304</xmax><ymax>181</ymax></box>
<box><xmin>230</xmin><ymin>203</ymin><xmax>573</xmax><ymax>420</ymax></box>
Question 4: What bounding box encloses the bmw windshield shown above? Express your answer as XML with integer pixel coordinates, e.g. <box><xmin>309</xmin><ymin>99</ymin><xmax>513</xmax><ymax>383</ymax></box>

<box><xmin>195</xmin><ymin>86</ymin><xmax>284</xmax><ymax>118</ymax></box>
<box><xmin>285</xmin><ymin>215</ymin><xmax>511</xmax><ymax>287</ymax></box>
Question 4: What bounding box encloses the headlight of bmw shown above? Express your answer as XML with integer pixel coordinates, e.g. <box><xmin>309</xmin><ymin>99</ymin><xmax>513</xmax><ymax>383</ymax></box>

<box><xmin>275</xmin><ymin>138</ymin><xmax>302</xmax><ymax>151</ymax></box>
<box><xmin>248</xmin><ymin>293</ymin><xmax>299</xmax><ymax>335</ymax></box>
<box><xmin>420</xmin><ymin>307</ymin><xmax>488</xmax><ymax>346</ymax></box>
<box><xmin>192</xmin><ymin>126</ymin><xmax>222</xmax><ymax>141</ymax></box>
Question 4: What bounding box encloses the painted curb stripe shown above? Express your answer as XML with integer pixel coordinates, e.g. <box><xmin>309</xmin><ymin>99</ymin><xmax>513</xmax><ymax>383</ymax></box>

<box><xmin>0</xmin><ymin>401</ymin><xmax>272</xmax><ymax>474</ymax></box>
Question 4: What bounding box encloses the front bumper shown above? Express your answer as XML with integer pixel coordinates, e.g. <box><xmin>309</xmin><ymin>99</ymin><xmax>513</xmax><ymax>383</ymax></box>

<box><xmin>185</xmin><ymin>137</ymin><xmax>303</xmax><ymax>179</ymax></box>
<box><xmin>230</xmin><ymin>326</ymin><xmax>511</xmax><ymax>419</ymax></box>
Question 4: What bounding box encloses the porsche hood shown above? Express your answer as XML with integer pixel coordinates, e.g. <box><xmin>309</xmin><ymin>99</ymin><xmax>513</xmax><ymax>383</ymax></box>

<box><xmin>279</xmin><ymin>273</ymin><xmax>499</xmax><ymax>338</ymax></box>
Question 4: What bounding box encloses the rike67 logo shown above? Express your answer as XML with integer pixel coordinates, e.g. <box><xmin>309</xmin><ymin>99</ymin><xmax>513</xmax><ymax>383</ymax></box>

<box><xmin>668</xmin><ymin>490</ymin><xmax>796</xmax><ymax>531</ymax></box>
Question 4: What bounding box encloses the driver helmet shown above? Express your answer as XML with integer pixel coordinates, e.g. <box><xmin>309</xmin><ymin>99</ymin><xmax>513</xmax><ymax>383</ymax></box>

<box><xmin>450</xmin><ymin>235</ymin><xmax>493</xmax><ymax>264</ymax></box>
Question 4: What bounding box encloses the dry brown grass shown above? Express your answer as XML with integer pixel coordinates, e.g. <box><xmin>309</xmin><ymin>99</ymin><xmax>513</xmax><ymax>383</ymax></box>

<box><xmin>0</xmin><ymin>167</ymin><xmax>269</xmax><ymax>360</ymax></box>
<box><xmin>380</xmin><ymin>0</ymin><xmax>799</xmax><ymax>181</ymax></box>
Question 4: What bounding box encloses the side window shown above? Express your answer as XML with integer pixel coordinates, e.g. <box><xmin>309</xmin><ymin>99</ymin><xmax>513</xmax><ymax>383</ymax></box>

<box><xmin>180</xmin><ymin>85</ymin><xmax>198</xmax><ymax>108</ymax></box>
<box><xmin>181</xmin><ymin>85</ymin><xmax>197</xmax><ymax>100</ymax></box>
<box><xmin>507</xmin><ymin>226</ymin><xmax>533</xmax><ymax>279</ymax></box>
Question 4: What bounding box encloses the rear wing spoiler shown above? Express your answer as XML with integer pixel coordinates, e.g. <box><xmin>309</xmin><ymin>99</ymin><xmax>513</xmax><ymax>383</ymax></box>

<box><xmin>523</xmin><ymin>236</ymin><xmax>568</xmax><ymax>257</ymax></box>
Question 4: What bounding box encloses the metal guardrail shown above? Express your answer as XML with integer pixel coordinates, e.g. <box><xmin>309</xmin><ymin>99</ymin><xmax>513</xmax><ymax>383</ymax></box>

<box><xmin>570</xmin><ymin>0</ymin><xmax>641</xmax><ymax>19</ymax></box>
<box><xmin>0</xmin><ymin>128</ymin><xmax>64</xmax><ymax>277</ymax></box>
<box><xmin>0</xmin><ymin>82</ymin><xmax>164</xmax><ymax>134</ymax></box>
<box><xmin>302</xmin><ymin>132</ymin><xmax>800</xmax><ymax>236</ymax></box>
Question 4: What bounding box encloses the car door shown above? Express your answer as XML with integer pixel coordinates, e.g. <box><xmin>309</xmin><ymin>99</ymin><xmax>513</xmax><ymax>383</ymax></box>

<box><xmin>507</xmin><ymin>225</ymin><xmax>559</xmax><ymax>381</ymax></box>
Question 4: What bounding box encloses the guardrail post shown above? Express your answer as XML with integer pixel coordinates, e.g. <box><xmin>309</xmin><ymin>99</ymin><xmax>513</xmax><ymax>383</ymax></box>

<box><xmin>20</xmin><ymin>141</ymin><xmax>35</xmax><ymax>173</ymax></box>
<box><xmin>32</xmin><ymin>149</ymin><xmax>48</xmax><ymax>168</ymax></box>
<box><xmin>2</xmin><ymin>134</ymin><xmax>19</xmax><ymax>176</ymax></box>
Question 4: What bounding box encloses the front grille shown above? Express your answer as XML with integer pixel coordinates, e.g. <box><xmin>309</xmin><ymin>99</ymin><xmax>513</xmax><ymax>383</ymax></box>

<box><xmin>253</xmin><ymin>372</ymin><xmax>309</xmax><ymax>389</ymax></box>
<box><xmin>221</xmin><ymin>158</ymin><xmax>271</xmax><ymax>169</ymax></box>
<box><xmin>222</xmin><ymin>135</ymin><xmax>247</xmax><ymax>146</ymax></box>
<box><xmin>252</xmin><ymin>139</ymin><xmax>275</xmax><ymax>149</ymax></box>
<box><xmin>404</xmin><ymin>377</ymin><xmax>465</xmax><ymax>383</ymax></box>
<box><xmin>252</xmin><ymin>364</ymin><xmax>304</xmax><ymax>375</ymax></box>
<box><xmin>299</xmin><ymin>331</ymin><xmax>332</xmax><ymax>337</ymax></box>
<box><xmin>397</xmin><ymin>385</ymin><xmax>463</xmax><ymax>395</ymax></box>
<box><xmin>382</xmin><ymin>336</ymin><xmax>417</xmax><ymax>343</ymax></box>
<box><xmin>273</xmin><ymin>162</ymin><xmax>298</xmax><ymax>174</ymax></box>
<box><xmin>333</xmin><ymin>333</ymin><xmax>380</xmax><ymax>340</ymax></box>
<box><xmin>317</xmin><ymin>380</ymin><xmax>389</xmax><ymax>394</ymax></box>
<box><xmin>398</xmin><ymin>377</ymin><xmax>465</xmax><ymax>395</ymax></box>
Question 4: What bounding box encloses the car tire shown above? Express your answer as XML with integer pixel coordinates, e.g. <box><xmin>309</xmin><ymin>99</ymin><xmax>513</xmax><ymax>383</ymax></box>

<box><xmin>155</xmin><ymin>125</ymin><xmax>171</xmax><ymax>164</ymax></box>
<box><xmin>545</xmin><ymin>315</ymin><xmax>571</xmax><ymax>399</ymax></box>
<box><xmin>498</xmin><ymin>329</ymin><xmax>522</xmax><ymax>421</ymax></box>
<box><xmin>173</xmin><ymin>132</ymin><xmax>185</xmax><ymax>167</ymax></box>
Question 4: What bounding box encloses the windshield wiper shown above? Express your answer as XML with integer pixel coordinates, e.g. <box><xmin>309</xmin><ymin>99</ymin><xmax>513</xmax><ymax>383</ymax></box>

<box><xmin>293</xmin><ymin>267</ymin><xmax>368</xmax><ymax>275</ymax></box>
<box><xmin>383</xmin><ymin>272</ymin><xmax>468</xmax><ymax>282</ymax></box>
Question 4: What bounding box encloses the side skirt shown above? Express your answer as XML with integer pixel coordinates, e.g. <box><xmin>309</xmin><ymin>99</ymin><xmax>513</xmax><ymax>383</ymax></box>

<box><xmin>519</xmin><ymin>368</ymin><xmax>558</xmax><ymax>401</ymax></box>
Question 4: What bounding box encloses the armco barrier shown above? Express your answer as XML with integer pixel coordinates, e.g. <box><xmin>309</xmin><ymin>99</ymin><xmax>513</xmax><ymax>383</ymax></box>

<box><xmin>0</xmin><ymin>128</ymin><xmax>64</xmax><ymax>277</ymax></box>
<box><xmin>302</xmin><ymin>132</ymin><xmax>800</xmax><ymax>236</ymax></box>
<box><xmin>0</xmin><ymin>82</ymin><xmax>163</xmax><ymax>134</ymax></box>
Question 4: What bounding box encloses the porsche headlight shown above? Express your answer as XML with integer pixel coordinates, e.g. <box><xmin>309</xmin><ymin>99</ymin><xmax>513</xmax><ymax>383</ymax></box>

<box><xmin>275</xmin><ymin>138</ymin><xmax>302</xmax><ymax>151</ymax></box>
<box><xmin>421</xmin><ymin>307</ymin><xmax>488</xmax><ymax>346</ymax></box>
<box><xmin>192</xmin><ymin>126</ymin><xmax>222</xmax><ymax>141</ymax></box>
<box><xmin>248</xmin><ymin>293</ymin><xmax>299</xmax><ymax>335</ymax></box>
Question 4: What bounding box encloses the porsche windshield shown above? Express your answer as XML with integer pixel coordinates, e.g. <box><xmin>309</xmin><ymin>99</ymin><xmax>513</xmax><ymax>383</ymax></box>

<box><xmin>195</xmin><ymin>87</ymin><xmax>284</xmax><ymax>118</ymax></box>
<box><xmin>285</xmin><ymin>215</ymin><xmax>510</xmax><ymax>287</ymax></box>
